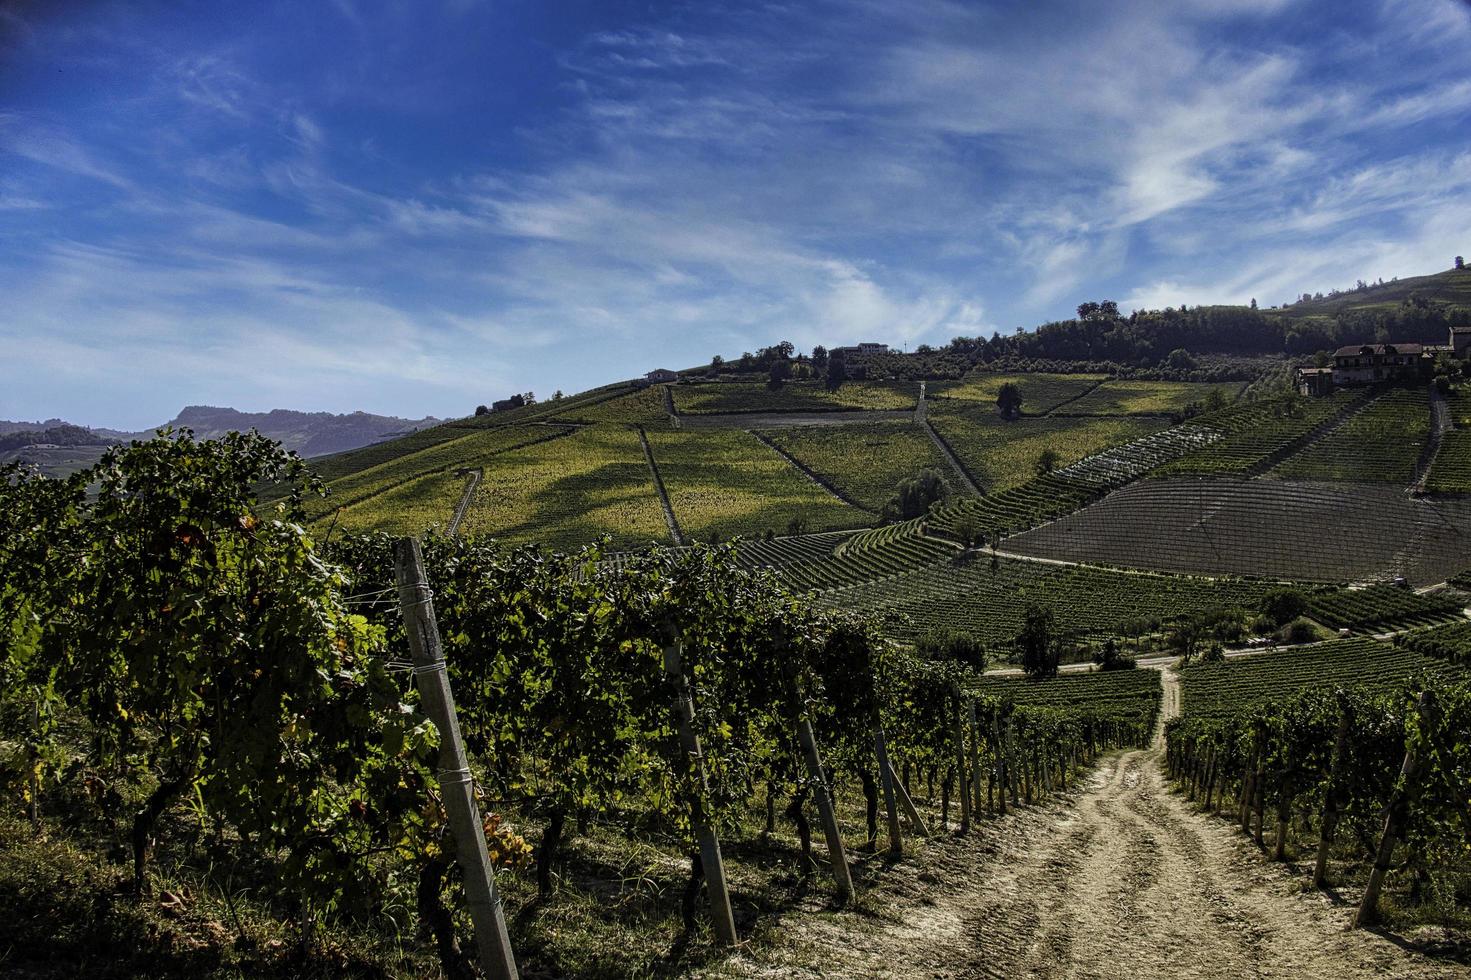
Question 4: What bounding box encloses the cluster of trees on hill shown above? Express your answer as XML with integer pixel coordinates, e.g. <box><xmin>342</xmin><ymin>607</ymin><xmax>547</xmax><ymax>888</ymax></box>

<box><xmin>0</xmin><ymin>423</ymin><xmax>109</xmax><ymax>453</ymax></box>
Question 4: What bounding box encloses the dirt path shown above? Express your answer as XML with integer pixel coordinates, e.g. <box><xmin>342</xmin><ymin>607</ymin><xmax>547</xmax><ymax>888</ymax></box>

<box><xmin>723</xmin><ymin>668</ymin><xmax>1460</xmax><ymax>979</ymax></box>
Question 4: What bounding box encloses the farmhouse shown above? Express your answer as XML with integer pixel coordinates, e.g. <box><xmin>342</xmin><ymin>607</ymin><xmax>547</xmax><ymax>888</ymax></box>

<box><xmin>1329</xmin><ymin>343</ymin><xmax>1432</xmax><ymax>386</ymax></box>
<box><xmin>830</xmin><ymin>342</ymin><xmax>890</xmax><ymax>357</ymax></box>
<box><xmin>1453</xmin><ymin>326</ymin><xmax>1471</xmax><ymax>359</ymax></box>
<box><xmin>644</xmin><ymin>368</ymin><xmax>678</xmax><ymax>383</ymax></box>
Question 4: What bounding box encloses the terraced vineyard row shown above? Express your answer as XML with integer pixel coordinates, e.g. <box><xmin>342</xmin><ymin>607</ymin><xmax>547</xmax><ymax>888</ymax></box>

<box><xmin>1002</xmin><ymin>477</ymin><xmax>1471</xmax><ymax>587</ymax></box>
<box><xmin>1394</xmin><ymin>619</ymin><xmax>1471</xmax><ymax>665</ymax></box>
<box><xmin>1425</xmin><ymin>428</ymin><xmax>1471</xmax><ymax>493</ymax></box>
<box><xmin>926</xmin><ymin>423</ymin><xmax>1220</xmax><ymax>542</ymax></box>
<box><xmin>1271</xmin><ymin>386</ymin><xmax>1430</xmax><ymax>484</ymax></box>
<box><xmin>822</xmin><ymin>556</ymin><xmax>1282</xmax><ymax>646</ymax></box>
<box><xmin>671</xmin><ymin>380</ymin><xmax>917</xmax><ymax>414</ymax></box>
<box><xmin>778</xmin><ymin>533</ymin><xmax>957</xmax><ymax>592</ymax></box>
<box><xmin>1153</xmin><ymin>391</ymin><xmax>1364</xmax><ymax>477</ymax></box>
<box><xmin>1179</xmin><ymin>637</ymin><xmax>1449</xmax><ymax>718</ymax></box>
<box><xmin>765</xmin><ymin>421</ymin><xmax>969</xmax><ymax>510</ymax></box>
<box><xmin>734</xmin><ymin>530</ymin><xmax>851</xmax><ymax>568</ymax></box>
<box><xmin>974</xmin><ymin>669</ymin><xmax>1162</xmax><ymax>732</ymax></box>
<box><xmin>927</xmin><ymin>410</ymin><xmax>1167</xmax><ymax>494</ymax></box>
<box><xmin>1305</xmin><ymin>584</ymin><xmax>1465</xmax><ymax>632</ymax></box>
<box><xmin>838</xmin><ymin>516</ymin><xmax>927</xmax><ymax>554</ymax></box>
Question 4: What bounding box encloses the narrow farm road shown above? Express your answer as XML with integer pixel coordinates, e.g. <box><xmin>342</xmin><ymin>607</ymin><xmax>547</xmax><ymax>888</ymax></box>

<box><xmin>725</xmin><ymin>668</ymin><xmax>1460</xmax><ymax>979</ymax></box>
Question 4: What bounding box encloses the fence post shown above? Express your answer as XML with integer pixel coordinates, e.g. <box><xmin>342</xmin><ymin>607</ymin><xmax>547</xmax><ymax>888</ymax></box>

<box><xmin>662</xmin><ymin>637</ymin><xmax>739</xmax><ymax>945</ymax></box>
<box><xmin>394</xmin><ymin>538</ymin><xmax>519</xmax><ymax>980</ymax></box>
<box><xmin>873</xmin><ymin>725</ymin><xmax>904</xmax><ymax>857</ymax></box>
<box><xmin>1313</xmin><ymin>695</ymin><xmax>1353</xmax><ymax>889</ymax></box>
<box><xmin>1354</xmin><ymin>691</ymin><xmax>1435</xmax><ymax>929</ymax></box>
<box><xmin>965</xmin><ymin>699</ymin><xmax>984</xmax><ymax>814</ymax></box>
<box><xmin>795</xmin><ymin>717</ymin><xmax>853</xmax><ymax>902</ymax></box>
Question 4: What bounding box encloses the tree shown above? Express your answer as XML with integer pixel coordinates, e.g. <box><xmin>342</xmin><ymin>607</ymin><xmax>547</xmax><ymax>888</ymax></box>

<box><xmin>1035</xmin><ymin>448</ymin><xmax>1059</xmax><ymax>476</ymax></box>
<box><xmin>1250</xmin><ymin>297</ymin><xmax>1258</xmax><ymax>309</ymax></box>
<box><xmin>951</xmin><ymin>512</ymin><xmax>985</xmax><ymax>549</ymax></box>
<box><xmin>1457</xmin><ymin>256</ymin><xmax>1465</xmax><ymax>270</ymax></box>
<box><xmin>553</xmin><ymin>390</ymin><xmax>564</xmax><ymax>401</ymax></box>
<box><xmin>1017</xmin><ymin>605</ymin><xmax>1060</xmax><ymax>680</ymax></box>
<box><xmin>710</xmin><ymin>354</ymin><xmax>725</xmax><ymax>372</ymax></box>
<box><xmin>1203</xmin><ymin>388</ymin><xmax>1229</xmax><ymax>412</ymax></box>
<box><xmin>996</xmin><ymin>382</ymin><xmax>1023</xmax><ymax>420</ymax></box>
<box><xmin>1093</xmin><ymin>638</ymin><xmax>1136</xmax><ymax>671</ymax></box>
<box><xmin>882</xmin><ymin>468</ymin><xmax>948</xmax><ymax>521</ymax></box>
<box><xmin>810</xmin><ymin>345</ymin><xmax>828</xmax><ymax>371</ymax></box>
<box><xmin>475</xmin><ymin>405</ymin><xmax>490</xmax><ymax>416</ymax></box>
<box><xmin>1164</xmin><ymin>348</ymin><xmax>1197</xmax><ymax>371</ymax></box>
<box><xmin>825</xmin><ymin>351</ymin><xmax>848</xmax><ymax>390</ymax></box>
<box><xmin>1260</xmin><ymin>588</ymin><xmax>1308</xmax><ymax>627</ymax></box>
<box><xmin>768</xmin><ymin>359</ymin><xmax>792</xmax><ymax>389</ymax></box>
<box><xmin>1077</xmin><ymin>300</ymin><xmax>1119</xmax><ymax>321</ymax></box>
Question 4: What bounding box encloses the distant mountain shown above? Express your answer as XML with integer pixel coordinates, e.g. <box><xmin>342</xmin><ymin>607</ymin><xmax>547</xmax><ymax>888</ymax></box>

<box><xmin>156</xmin><ymin>406</ymin><xmax>442</xmax><ymax>458</ymax></box>
<box><xmin>0</xmin><ymin>406</ymin><xmax>444</xmax><ymax>469</ymax></box>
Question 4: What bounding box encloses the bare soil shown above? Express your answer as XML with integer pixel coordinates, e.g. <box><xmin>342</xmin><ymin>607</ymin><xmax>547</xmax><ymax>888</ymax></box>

<box><xmin>715</xmin><ymin>669</ymin><xmax>1464</xmax><ymax>979</ymax></box>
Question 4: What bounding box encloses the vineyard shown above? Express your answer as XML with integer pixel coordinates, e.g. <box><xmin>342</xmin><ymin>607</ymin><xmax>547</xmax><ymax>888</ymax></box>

<box><xmin>928</xmin><ymin>372</ymin><xmax>1105</xmax><ymax>413</ymax></box>
<box><xmin>1304</xmin><ymin>585</ymin><xmax>1465</xmax><ymax>633</ymax></box>
<box><xmin>924</xmin><ymin>422</ymin><xmax>1220</xmax><ymax>543</ymax></box>
<box><xmin>974</xmin><ymin>669</ymin><xmax>1161</xmax><ymax>733</ymax></box>
<box><xmin>307</xmin><ymin>424</ymin><xmax>573</xmax><ymax>524</ymax></box>
<box><xmin>0</xmin><ymin>432</ymin><xmax>1159</xmax><ymax>978</ymax></box>
<box><xmin>777</xmin><ymin>533</ymin><xmax>957</xmax><ymax>592</ymax></box>
<box><xmin>925</xmin><ymin>410</ymin><xmax>1166</xmax><ymax>493</ymax></box>
<box><xmin>670</xmin><ymin>381</ymin><xmax>918</xmax><ymax>415</ymax></box>
<box><xmin>1167</xmin><ymin>637</ymin><xmax>1471</xmax><ymax>928</ymax></box>
<box><xmin>764</xmin><ymin>422</ymin><xmax>971</xmax><ymax>510</ymax></box>
<box><xmin>1059</xmin><ymin>379</ymin><xmax>1244</xmax><ymax>416</ymax></box>
<box><xmin>646</xmin><ymin>429</ymin><xmax>868</xmax><ymax>541</ymax></box>
<box><xmin>549</xmin><ymin>384</ymin><xmax>673</xmax><ymax>427</ymax></box>
<box><xmin>1152</xmin><ymin>391</ymin><xmax>1366</xmax><ymax>477</ymax></box>
<box><xmin>460</xmin><ymin>425</ymin><xmax>672</xmax><ymax>550</ymax></box>
<box><xmin>1425</xmin><ymin>428</ymin><xmax>1471</xmax><ymax>493</ymax></box>
<box><xmin>1003</xmin><ymin>476</ymin><xmax>1471</xmax><ymax>586</ymax></box>
<box><xmin>1270</xmin><ymin>386</ymin><xmax>1431</xmax><ymax>484</ymax></box>
<box><xmin>819</xmin><ymin>555</ymin><xmax>1285</xmax><ymax>646</ymax></box>
<box><xmin>1394</xmin><ymin>620</ymin><xmax>1471</xmax><ymax>666</ymax></box>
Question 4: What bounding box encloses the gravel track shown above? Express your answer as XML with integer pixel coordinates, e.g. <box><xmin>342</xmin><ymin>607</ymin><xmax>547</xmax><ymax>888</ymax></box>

<box><xmin>722</xmin><ymin>669</ymin><xmax>1460</xmax><ymax>979</ymax></box>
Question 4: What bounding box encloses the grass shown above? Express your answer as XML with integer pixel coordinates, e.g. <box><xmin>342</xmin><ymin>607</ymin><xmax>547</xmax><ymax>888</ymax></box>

<box><xmin>926</xmin><ymin>410</ymin><xmax>1166</xmax><ymax>493</ymax></box>
<box><xmin>1060</xmin><ymin>380</ymin><xmax>1244</xmax><ymax>416</ymax></box>
<box><xmin>929</xmin><ymin>373</ymin><xmax>1105</xmax><ymax>414</ymax></box>
<box><xmin>645</xmin><ymin>429</ymin><xmax>869</xmax><ymax>541</ymax></box>
<box><xmin>670</xmin><ymin>381</ymin><xmax>917</xmax><ymax>415</ymax></box>
<box><xmin>763</xmin><ymin>422</ymin><xmax>971</xmax><ymax>511</ymax></box>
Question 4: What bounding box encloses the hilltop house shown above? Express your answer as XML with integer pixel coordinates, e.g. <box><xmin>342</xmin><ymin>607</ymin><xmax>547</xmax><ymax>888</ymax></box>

<box><xmin>645</xmin><ymin>368</ymin><xmax>679</xmax><ymax>383</ymax></box>
<box><xmin>1296</xmin><ymin>327</ymin><xmax>1464</xmax><ymax>395</ymax></box>
<box><xmin>830</xmin><ymin>342</ymin><xmax>890</xmax><ymax>358</ymax></box>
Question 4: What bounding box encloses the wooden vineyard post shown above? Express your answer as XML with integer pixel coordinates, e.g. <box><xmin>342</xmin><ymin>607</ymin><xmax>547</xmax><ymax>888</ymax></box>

<box><xmin>951</xmin><ymin>690</ymin><xmax>971</xmax><ymax>832</ymax></box>
<box><xmin>872</xmin><ymin>725</ymin><xmax>904</xmax><ymax>857</ymax></box>
<box><xmin>394</xmin><ymin>538</ymin><xmax>519</xmax><ymax>980</ymax></box>
<box><xmin>1313</xmin><ymin>695</ymin><xmax>1353</xmax><ymax>889</ymax></box>
<box><xmin>964</xmin><ymin>699</ymin><xmax>984</xmax><ymax>815</ymax></box>
<box><xmin>794</xmin><ymin>717</ymin><xmax>853</xmax><ymax>902</ymax></box>
<box><xmin>1354</xmin><ymin>691</ymin><xmax>1434</xmax><ymax>929</ymax></box>
<box><xmin>885</xmin><ymin>756</ymin><xmax>931</xmax><ymax>837</ymax></box>
<box><xmin>662</xmin><ymin>637</ymin><xmax>739</xmax><ymax>946</ymax></box>
<box><xmin>991</xmin><ymin>710</ymin><xmax>1006</xmax><ymax>817</ymax></box>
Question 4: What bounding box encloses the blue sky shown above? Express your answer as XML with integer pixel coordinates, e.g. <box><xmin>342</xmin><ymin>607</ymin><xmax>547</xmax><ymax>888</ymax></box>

<box><xmin>2</xmin><ymin>0</ymin><xmax>1470</xmax><ymax>428</ymax></box>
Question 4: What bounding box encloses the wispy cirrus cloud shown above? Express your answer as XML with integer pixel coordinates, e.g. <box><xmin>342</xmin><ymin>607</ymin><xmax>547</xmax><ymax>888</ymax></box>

<box><xmin>1</xmin><ymin>0</ymin><xmax>1470</xmax><ymax>426</ymax></box>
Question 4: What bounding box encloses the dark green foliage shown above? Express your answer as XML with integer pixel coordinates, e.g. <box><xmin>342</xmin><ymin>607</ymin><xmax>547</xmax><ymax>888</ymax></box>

<box><xmin>1260</xmin><ymin>588</ymin><xmax>1309</xmax><ymax>627</ymax></box>
<box><xmin>1018</xmin><ymin>604</ymin><xmax>1060</xmax><ymax>680</ymax></box>
<box><xmin>915</xmin><ymin>630</ymin><xmax>989</xmax><ymax>671</ymax></box>
<box><xmin>881</xmin><ymin>467</ymin><xmax>949</xmax><ymax>522</ymax></box>
<box><xmin>996</xmin><ymin>382</ymin><xmax>1023</xmax><ymax>420</ymax></box>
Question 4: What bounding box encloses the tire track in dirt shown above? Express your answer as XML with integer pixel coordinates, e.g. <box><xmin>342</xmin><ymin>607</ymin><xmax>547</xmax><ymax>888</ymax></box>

<box><xmin>722</xmin><ymin>668</ymin><xmax>1461</xmax><ymax>979</ymax></box>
